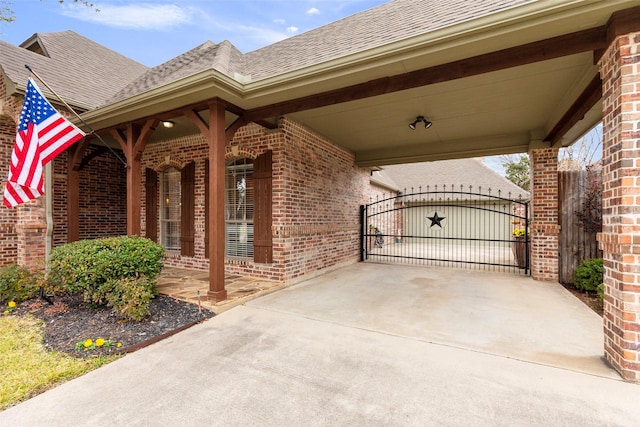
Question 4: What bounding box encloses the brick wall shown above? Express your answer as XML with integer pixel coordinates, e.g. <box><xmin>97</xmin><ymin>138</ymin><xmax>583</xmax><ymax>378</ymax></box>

<box><xmin>141</xmin><ymin>118</ymin><xmax>372</xmax><ymax>283</ymax></box>
<box><xmin>277</xmin><ymin>119</ymin><xmax>370</xmax><ymax>281</ymax></box>
<box><xmin>52</xmin><ymin>146</ymin><xmax>127</xmax><ymax>246</ymax></box>
<box><xmin>0</xmin><ymin>118</ymin><xmax>18</xmax><ymax>267</ymax></box>
<box><xmin>597</xmin><ymin>31</ymin><xmax>640</xmax><ymax>382</ymax></box>
<box><xmin>529</xmin><ymin>147</ymin><xmax>560</xmax><ymax>281</ymax></box>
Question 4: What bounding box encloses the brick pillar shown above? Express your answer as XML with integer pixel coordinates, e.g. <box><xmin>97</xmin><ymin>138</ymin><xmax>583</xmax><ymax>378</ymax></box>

<box><xmin>597</xmin><ymin>30</ymin><xmax>640</xmax><ymax>382</ymax></box>
<box><xmin>15</xmin><ymin>197</ymin><xmax>47</xmax><ymax>270</ymax></box>
<box><xmin>529</xmin><ymin>147</ymin><xmax>560</xmax><ymax>282</ymax></box>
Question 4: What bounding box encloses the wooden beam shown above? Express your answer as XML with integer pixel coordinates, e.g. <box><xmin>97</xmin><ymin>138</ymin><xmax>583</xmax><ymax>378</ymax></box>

<box><xmin>207</xmin><ymin>100</ymin><xmax>228</xmax><ymax>302</ymax></box>
<box><xmin>225</xmin><ymin>117</ymin><xmax>248</xmax><ymax>141</ymax></box>
<box><xmin>67</xmin><ymin>139</ymin><xmax>90</xmax><ymax>243</ymax></box>
<box><xmin>77</xmin><ymin>146</ymin><xmax>109</xmax><ymax>171</ymax></box>
<box><xmin>184</xmin><ymin>108</ymin><xmax>209</xmax><ymax>136</ymax></box>
<box><xmin>245</xmin><ymin>26</ymin><xmax>609</xmax><ymax>121</ymax></box>
<box><xmin>606</xmin><ymin>6</ymin><xmax>640</xmax><ymax>43</ymax></box>
<box><xmin>110</xmin><ymin>129</ymin><xmax>127</xmax><ymax>153</ymax></box>
<box><xmin>545</xmin><ymin>74</ymin><xmax>602</xmax><ymax>145</ymax></box>
<box><xmin>112</xmin><ymin>120</ymin><xmax>158</xmax><ymax>236</ymax></box>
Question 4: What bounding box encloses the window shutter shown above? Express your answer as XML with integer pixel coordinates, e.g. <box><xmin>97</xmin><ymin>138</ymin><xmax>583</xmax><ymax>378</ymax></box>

<box><xmin>204</xmin><ymin>159</ymin><xmax>209</xmax><ymax>259</ymax></box>
<box><xmin>181</xmin><ymin>161</ymin><xmax>195</xmax><ymax>257</ymax></box>
<box><xmin>145</xmin><ymin>168</ymin><xmax>158</xmax><ymax>243</ymax></box>
<box><xmin>253</xmin><ymin>150</ymin><xmax>273</xmax><ymax>263</ymax></box>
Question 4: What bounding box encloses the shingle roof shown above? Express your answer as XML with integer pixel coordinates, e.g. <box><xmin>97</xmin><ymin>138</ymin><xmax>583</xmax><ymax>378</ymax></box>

<box><xmin>103</xmin><ymin>0</ymin><xmax>530</xmax><ymax>104</ymax></box>
<box><xmin>107</xmin><ymin>40</ymin><xmax>245</xmax><ymax>105</ymax></box>
<box><xmin>1</xmin><ymin>0</ymin><xmax>532</xmax><ymax>109</ymax></box>
<box><xmin>0</xmin><ymin>30</ymin><xmax>148</xmax><ymax>109</ymax></box>
<box><xmin>371</xmin><ymin>169</ymin><xmax>400</xmax><ymax>191</ymax></box>
<box><xmin>243</xmin><ymin>0</ymin><xmax>530</xmax><ymax>81</ymax></box>
<box><xmin>380</xmin><ymin>158</ymin><xmax>529</xmax><ymax>199</ymax></box>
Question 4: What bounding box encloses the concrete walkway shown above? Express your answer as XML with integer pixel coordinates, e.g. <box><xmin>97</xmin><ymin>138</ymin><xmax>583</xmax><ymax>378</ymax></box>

<box><xmin>2</xmin><ymin>263</ymin><xmax>639</xmax><ymax>426</ymax></box>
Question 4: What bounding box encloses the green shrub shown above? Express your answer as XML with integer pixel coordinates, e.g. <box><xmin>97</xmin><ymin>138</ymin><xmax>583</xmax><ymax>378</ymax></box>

<box><xmin>597</xmin><ymin>283</ymin><xmax>604</xmax><ymax>303</ymax></box>
<box><xmin>107</xmin><ymin>276</ymin><xmax>157</xmax><ymax>321</ymax></box>
<box><xmin>48</xmin><ymin>236</ymin><xmax>164</xmax><ymax>319</ymax></box>
<box><xmin>574</xmin><ymin>258</ymin><xmax>604</xmax><ymax>293</ymax></box>
<box><xmin>0</xmin><ymin>264</ymin><xmax>41</xmax><ymax>303</ymax></box>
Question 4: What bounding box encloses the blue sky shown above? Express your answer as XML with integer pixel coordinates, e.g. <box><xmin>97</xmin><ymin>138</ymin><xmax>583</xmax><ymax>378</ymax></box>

<box><xmin>0</xmin><ymin>0</ymin><xmax>387</xmax><ymax>67</ymax></box>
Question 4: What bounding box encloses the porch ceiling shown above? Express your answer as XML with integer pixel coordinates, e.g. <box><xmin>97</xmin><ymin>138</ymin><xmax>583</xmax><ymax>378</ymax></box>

<box><xmin>287</xmin><ymin>53</ymin><xmax>600</xmax><ymax>166</ymax></box>
<box><xmin>83</xmin><ymin>1</ymin><xmax>639</xmax><ymax>168</ymax></box>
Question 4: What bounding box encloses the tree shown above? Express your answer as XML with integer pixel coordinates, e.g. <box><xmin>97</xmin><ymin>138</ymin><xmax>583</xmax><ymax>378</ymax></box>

<box><xmin>501</xmin><ymin>154</ymin><xmax>530</xmax><ymax>191</ymax></box>
<box><xmin>1</xmin><ymin>1</ymin><xmax>14</xmax><ymax>22</ymax></box>
<box><xmin>1</xmin><ymin>0</ymin><xmax>97</xmax><ymax>22</ymax></box>
<box><xmin>557</xmin><ymin>124</ymin><xmax>603</xmax><ymax>233</ymax></box>
<box><xmin>558</xmin><ymin>124</ymin><xmax>602</xmax><ymax>171</ymax></box>
<box><xmin>575</xmin><ymin>164</ymin><xmax>602</xmax><ymax>233</ymax></box>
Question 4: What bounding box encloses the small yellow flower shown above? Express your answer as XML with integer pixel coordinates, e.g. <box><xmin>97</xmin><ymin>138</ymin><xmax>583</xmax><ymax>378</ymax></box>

<box><xmin>2</xmin><ymin>310</ymin><xmax>8</xmax><ymax>316</ymax></box>
<box><xmin>95</xmin><ymin>338</ymin><xmax>105</xmax><ymax>347</ymax></box>
<box><xmin>116</xmin><ymin>342</ymin><xmax>122</xmax><ymax>348</ymax></box>
<box><xmin>8</xmin><ymin>301</ymin><xmax>16</xmax><ymax>308</ymax></box>
<box><xmin>83</xmin><ymin>339</ymin><xmax>93</xmax><ymax>348</ymax></box>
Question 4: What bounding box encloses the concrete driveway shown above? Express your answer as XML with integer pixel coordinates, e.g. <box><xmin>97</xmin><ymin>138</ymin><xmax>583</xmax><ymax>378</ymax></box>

<box><xmin>2</xmin><ymin>263</ymin><xmax>640</xmax><ymax>426</ymax></box>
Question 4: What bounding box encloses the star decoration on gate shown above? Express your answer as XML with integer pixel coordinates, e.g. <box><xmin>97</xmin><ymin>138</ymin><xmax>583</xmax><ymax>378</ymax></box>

<box><xmin>427</xmin><ymin>212</ymin><xmax>446</xmax><ymax>228</ymax></box>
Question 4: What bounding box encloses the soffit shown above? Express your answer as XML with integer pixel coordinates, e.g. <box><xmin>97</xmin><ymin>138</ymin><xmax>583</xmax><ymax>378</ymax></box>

<box><xmin>288</xmin><ymin>53</ymin><xmax>599</xmax><ymax>166</ymax></box>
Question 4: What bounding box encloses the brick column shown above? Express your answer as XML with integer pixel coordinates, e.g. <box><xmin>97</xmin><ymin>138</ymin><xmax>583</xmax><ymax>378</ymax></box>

<box><xmin>529</xmin><ymin>147</ymin><xmax>560</xmax><ymax>282</ymax></box>
<box><xmin>15</xmin><ymin>198</ymin><xmax>47</xmax><ymax>270</ymax></box>
<box><xmin>597</xmin><ymin>30</ymin><xmax>640</xmax><ymax>382</ymax></box>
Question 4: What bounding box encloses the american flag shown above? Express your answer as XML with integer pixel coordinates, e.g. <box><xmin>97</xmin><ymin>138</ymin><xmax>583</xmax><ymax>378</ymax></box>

<box><xmin>4</xmin><ymin>78</ymin><xmax>85</xmax><ymax>208</ymax></box>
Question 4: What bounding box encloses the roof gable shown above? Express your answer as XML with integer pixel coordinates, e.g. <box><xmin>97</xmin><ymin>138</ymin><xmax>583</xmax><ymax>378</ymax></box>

<box><xmin>19</xmin><ymin>33</ymin><xmax>49</xmax><ymax>57</ymax></box>
<box><xmin>1</xmin><ymin>30</ymin><xmax>148</xmax><ymax>109</ymax></box>
<box><xmin>107</xmin><ymin>40</ymin><xmax>244</xmax><ymax>105</ymax></box>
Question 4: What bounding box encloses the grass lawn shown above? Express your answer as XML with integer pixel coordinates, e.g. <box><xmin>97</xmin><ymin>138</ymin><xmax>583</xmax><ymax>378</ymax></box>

<box><xmin>0</xmin><ymin>314</ymin><xmax>119</xmax><ymax>411</ymax></box>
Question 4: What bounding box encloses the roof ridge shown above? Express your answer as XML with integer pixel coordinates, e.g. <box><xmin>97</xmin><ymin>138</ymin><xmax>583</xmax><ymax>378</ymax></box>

<box><xmin>104</xmin><ymin>40</ymin><xmax>238</xmax><ymax>105</ymax></box>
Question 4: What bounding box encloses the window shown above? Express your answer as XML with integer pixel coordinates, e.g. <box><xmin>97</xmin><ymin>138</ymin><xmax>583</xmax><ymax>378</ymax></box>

<box><xmin>225</xmin><ymin>159</ymin><xmax>254</xmax><ymax>258</ymax></box>
<box><xmin>161</xmin><ymin>167</ymin><xmax>181</xmax><ymax>251</ymax></box>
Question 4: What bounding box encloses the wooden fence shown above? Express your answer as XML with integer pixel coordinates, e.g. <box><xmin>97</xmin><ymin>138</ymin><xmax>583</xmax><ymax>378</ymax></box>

<box><xmin>558</xmin><ymin>170</ymin><xmax>601</xmax><ymax>284</ymax></box>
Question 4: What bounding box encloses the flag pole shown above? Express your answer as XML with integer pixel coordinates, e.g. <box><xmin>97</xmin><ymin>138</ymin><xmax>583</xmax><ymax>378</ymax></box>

<box><xmin>24</xmin><ymin>65</ymin><xmax>128</xmax><ymax>167</ymax></box>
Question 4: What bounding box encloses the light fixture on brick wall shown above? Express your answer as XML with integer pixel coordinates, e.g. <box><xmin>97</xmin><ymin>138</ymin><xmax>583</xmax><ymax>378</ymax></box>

<box><xmin>409</xmin><ymin>116</ymin><xmax>432</xmax><ymax>130</ymax></box>
<box><xmin>162</xmin><ymin>120</ymin><xmax>175</xmax><ymax>128</ymax></box>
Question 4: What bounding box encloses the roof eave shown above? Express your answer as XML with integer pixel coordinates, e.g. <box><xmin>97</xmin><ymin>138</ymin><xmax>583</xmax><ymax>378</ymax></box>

<box><xmin>5</xmin><ymin>78</ymin><xmax>94</xmax><ymax>112</ymax></box>
<box><xmin>80</xmin><ymin>68</ymin><xmax>246</xmax><ymax>130</ymax></box>
<box><xmin>241</xmin><ymin>0</ymin><xmax>631</xmax><ymax>101</ymax></box>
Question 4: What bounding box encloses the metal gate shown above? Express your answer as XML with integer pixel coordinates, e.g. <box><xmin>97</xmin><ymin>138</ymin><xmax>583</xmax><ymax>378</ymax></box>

<box><xmin>360</xmin><ymin>186</ymin><xmax>530</xmax><ymax>274</ymax></box>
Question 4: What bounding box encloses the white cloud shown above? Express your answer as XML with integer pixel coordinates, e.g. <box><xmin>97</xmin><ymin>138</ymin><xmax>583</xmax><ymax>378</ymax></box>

<box><xmin>286</xmin><ymin>26</ymin><xmax>299</xmax><ymax>34</ymax></box>
<box><xmin>207</xmin><ymin>18</ymin><xmax>291</xmax><ymax>48</ymax></box>
<box><xmin>61</xmin><ymin>3</ymin><xmax>194</xmax><ymax>30</ymax></box>
<box><xmin>306</xmin><ymin>7</ymin><xmax>320</xmax><ymax>15</ymax></box>
<box><xmin>273</xmin><ymin>18</ymin><xmax>286</xmax><ymax>25</ymax></box>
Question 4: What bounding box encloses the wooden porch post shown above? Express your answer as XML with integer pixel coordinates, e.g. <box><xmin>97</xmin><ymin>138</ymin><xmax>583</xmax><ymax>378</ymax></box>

<box><xmin>208</xmin><ymin>101</ymin><xmax>227</xmax><ymax>301</ymax></box>
<box><xmin>111</xmin><ymin>120</ymin><xmax>157</xmax><ymax>236</ymax></box>
<box><xmin>66</xmin><ymin>139</ymin><xmax>89</xmax><ymax>242</ymax></box>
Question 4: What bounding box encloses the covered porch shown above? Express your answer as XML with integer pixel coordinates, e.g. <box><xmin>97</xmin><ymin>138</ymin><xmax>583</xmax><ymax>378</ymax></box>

<box><xmin>156</xmin><ymin>267</ymin><xmax>285</xmax><ymax>314</ymax></box>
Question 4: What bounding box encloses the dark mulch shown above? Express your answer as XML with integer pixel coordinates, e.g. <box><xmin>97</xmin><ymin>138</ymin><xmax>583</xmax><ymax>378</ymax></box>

<box><xmin>561</xmin><ymin>283</ymin><xmax>603</xmax><ymax>316</ymax></box>
<box><xmin>11</xmin><ymin>294</ymin><xmax>215</xmax><ymax>358</ymax></box>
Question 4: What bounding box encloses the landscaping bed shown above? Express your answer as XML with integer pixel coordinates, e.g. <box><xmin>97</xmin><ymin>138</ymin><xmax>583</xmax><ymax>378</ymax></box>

<box><xmin>10</xmin><ymin>293</ymin><xmax>214</xmax><ymax>357</ymax></box>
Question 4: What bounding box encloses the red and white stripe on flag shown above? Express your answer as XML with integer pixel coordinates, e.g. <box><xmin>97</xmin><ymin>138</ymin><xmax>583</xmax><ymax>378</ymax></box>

<box><xmin>4</xmin><ymin>78</ymin><xmax>85</xmax><ymax>208</ymax></box>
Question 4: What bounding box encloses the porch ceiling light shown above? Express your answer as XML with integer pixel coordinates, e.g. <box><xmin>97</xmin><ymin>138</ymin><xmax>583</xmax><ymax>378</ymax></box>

<box><xmin>162</xmin><ymin>120</ymin><xmax>175</xmax><ymax>128</ymax></box>
<box><xmin>409</xmin><ymin>116</ymin><xmax>432</xmax><ymax>130</ymax></box>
